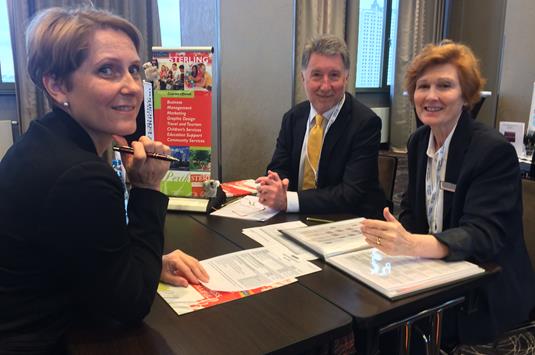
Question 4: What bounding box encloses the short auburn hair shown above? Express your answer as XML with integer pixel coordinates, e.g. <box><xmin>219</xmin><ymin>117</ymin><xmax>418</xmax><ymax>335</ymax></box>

<box><xmin>26</xmin><ymin>7</ymin><xmax>141</xmax><ymax>93</ymax></box>
<box><xmin>405</xmin><ymin>40</ymin><xmax>486</xmax><ymax>109</ymax></box>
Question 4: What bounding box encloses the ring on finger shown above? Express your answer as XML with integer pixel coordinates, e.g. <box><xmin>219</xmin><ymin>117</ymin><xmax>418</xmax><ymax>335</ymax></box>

<box><xmin>376</xmin><ymin>236</ymin><xmax>381</xmax><ymax>246</ymax></box>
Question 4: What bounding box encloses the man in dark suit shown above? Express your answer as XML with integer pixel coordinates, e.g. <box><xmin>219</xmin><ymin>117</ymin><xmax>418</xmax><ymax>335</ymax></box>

<box><xmin>256</xmin><ymin>35</ymin><xmax>386</xmax><ymax>216</ymax></box>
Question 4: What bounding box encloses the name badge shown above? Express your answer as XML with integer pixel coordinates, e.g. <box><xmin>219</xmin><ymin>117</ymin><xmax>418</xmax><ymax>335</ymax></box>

<box><xmin>440</xmin><ymin>181</ymin><xmax>456</xmax><ymax>193</ymax></box>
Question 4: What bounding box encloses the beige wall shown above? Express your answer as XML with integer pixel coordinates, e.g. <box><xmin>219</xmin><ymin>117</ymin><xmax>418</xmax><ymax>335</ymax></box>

<box><xmin>497</xmin><ymin>0</ymin><xmax>535</xmax><ymax>127</ymax></box>
<box><xmin>220</xmin><ymin>0</ymin><xmax>294</xmax><ymax>181</ymax></box>
<box><xmin>2</xmin><ymin>0</ymin><xmax>534</xmax><ymax>170</ymax></box>
<box><xmin>446</xmin><ymin>0</ymin><xmax>506</xmax><ymax>128</ymax></box>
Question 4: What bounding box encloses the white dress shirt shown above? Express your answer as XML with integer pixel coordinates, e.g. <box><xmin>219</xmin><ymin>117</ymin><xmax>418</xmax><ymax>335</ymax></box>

<box><xmin>286</xmin><ymin>95</ymin><xmax>346</xmax><ymax>212</ymax></box>
<box><xmin>425</xmin><ymin>119</ymin><xmax>459</xmax><ymax>233</ymax></box>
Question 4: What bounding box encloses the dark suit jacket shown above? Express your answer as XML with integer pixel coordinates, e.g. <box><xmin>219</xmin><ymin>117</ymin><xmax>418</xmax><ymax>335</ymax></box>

<box><xmin>400</xmin><ymin>110</ymin><xmax>535</xmax><ymax>344</ymax></box>
<box><xmin>0</xmin><ymin>108</ymin><xmax>168</xmax><ymax>353</ymax></box>
<box><xmin>267</xmin><ymin>93</ymin><xmax>386</xmax><ymax>217</ymax></box>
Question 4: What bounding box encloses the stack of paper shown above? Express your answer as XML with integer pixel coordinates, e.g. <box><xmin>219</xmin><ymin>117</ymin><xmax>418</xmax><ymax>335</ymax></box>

<box><xmin>158</xmin><ymin>247</ymin><xmax>321</xmax><ymax>314</ymax></box>
<box><xmin>210</xmin><ymin>195</ymin><xmax>279</xmax><ymax>221</ymax></box>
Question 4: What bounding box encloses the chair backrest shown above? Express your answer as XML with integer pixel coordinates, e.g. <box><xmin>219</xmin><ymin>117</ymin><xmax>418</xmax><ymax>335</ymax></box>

<box><xmin>0</xmin><ymin>120</ymin><xmax>14</xmax><ymax>160</ymax></box>
<box><xmin>378</xmin><ymin>154</ymin><xmax>398</xmax><ymax>209</ymax></box>
<box><xmin>522</xmin><ymin>179</ymin><xmax>535</xmax><ymax>272</ymax></box>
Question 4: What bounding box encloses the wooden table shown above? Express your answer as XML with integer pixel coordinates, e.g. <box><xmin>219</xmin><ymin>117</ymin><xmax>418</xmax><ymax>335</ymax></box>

<box><xmin>190</xmin><ymin>213</ymin><xmax>500</xmax><ymax>355</ymax></box>
<box><xmin>67</xmin><ymin>214</ymin><xmax>353</xmax><ymax>355</ymax></box>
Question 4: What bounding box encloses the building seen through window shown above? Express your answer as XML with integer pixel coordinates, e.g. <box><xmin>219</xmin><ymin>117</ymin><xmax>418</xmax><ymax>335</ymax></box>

<box><xmin>157</xmin><ymin>0</ymin><xmax>182</xmax><ymax>48</ymax></box>
<box><xmin>0</xmin><ymin>0</ymin><xmax>15</xmax><ymax>86</ymax></box>
<box><xmin>356</xmin><ymin>0</ymin><xmax>399</xmax><ymax>90</ymax></box>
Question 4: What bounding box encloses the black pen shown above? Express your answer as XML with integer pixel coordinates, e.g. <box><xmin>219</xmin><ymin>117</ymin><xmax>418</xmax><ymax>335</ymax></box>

<box><xmin>112</xmin><ymin>146</ymin><xmax>180</xmax><ymax>162</ymax></box>
<box><xmin>306</xmin><ymin>217</ymin><xmax>334</xmax><ymax>224</ymax></box>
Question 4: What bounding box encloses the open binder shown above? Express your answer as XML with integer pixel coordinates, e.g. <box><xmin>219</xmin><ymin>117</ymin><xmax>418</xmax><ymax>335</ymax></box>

<box><xmin>280</xmin><ymin>218</ymin><xmax>485</xmax><ymax>300</ymax></box>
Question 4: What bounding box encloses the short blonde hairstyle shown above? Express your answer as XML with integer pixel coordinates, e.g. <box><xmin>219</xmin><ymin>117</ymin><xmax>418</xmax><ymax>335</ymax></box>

<box><xmin>26</xmin><ymin>7</ymin><xmax>141</xmax><ymax>93</ymax></box>
<box><xmin>405</xmin><ymin>40</ymin><xmax>486</xmax><ymax>109</ymax></box>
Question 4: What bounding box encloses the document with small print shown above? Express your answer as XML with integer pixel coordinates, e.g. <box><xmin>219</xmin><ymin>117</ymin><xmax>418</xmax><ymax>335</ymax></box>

<box><xmin>279</xmin><ymin>218</ymin><xmax>368</xmax><ymax>259</ymax></box>
<box><xmin>242</xmin><ymin>221</ymin><xmax>318</xmax><ymax>261</ymax></box>
<box><xmin>328</xmin><ymin>248</ymin><xmax>485</xmax><ymax>300</ymax></box>
<box><xmin>200</xmin><ymin>247</ymin><xmax>321</xmax><ymax>292</ymax></box>
<box><xmin>210</xmin><ymin>195</ymin><xmax>279</xmax><ymax>221</ymax></box>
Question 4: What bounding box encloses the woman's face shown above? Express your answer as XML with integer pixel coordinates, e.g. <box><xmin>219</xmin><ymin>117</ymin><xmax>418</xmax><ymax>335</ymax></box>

<box><xmin>62</xmin><ymin>28</ymin><xmax>142</xmax><ymax>150</ymax></box>
<box><xmin>414</xmin><ymin>63</ymin><xmax>465</xmax><ymax>131</ymax></box>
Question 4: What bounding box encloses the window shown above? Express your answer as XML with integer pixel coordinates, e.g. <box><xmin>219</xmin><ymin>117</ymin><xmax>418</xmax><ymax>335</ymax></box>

<box><xmin>0</xmin><ymin>0</ymin><xmax>15</xmax><ymax>91</ymax></box>
<box><xmin>355</xmin><ymin>0</ymin><xmax>399</xmax><ymax>91</ymax></box>
<box><xmin>157</xmin><ymin>0</ymin><xmax>182</xmax><ymax>48</ymax></box>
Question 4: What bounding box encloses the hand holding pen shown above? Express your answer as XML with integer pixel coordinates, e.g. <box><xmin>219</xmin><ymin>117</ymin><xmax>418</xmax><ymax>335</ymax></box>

<box><xmin>112</xmin><ymin>135</ymin><xmax>171</xmax><ymax>192</ymax></box>
<box><xmin>112</xmin><ymin>146</ymin><xmax>179</xmax><ymax>162</ymax></box>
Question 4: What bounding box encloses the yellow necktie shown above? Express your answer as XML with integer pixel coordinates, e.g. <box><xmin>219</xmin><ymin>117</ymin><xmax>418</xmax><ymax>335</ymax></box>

<box><xmin>303</xmin><ymin>114</ymin><xmax>324</xmax><ymax>190</ymax></box>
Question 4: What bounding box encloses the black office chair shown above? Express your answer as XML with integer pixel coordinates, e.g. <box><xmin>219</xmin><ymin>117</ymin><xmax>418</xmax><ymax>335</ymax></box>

<box><xmin>378</xmin><ymin>154</ymin><xmax>398</xmax><ymax>212</ymax></box>
<box><xmin>522</xmin><ymin>179</ymin><xmax>535</xmax><ymax>273</ymax></box>
<box><xmin>492</xmin><ymin>179</ymin><xmax>535</xmax><ymax>348</ymax></box>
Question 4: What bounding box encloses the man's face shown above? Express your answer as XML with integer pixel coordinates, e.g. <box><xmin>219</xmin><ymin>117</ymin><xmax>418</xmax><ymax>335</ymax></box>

<box><xmin>301</xmin><ymin>53</ymin><xmax>348</xmax><ymax>114</ymax></box>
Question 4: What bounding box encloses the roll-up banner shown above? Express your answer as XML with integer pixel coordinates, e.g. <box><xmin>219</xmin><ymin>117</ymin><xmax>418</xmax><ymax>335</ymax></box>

<box><xmin>144</xmin><ymin>47</ymin><xmax>214</xmax><ymax>197</ymax></box>
<box><xmin>529</xmin><ymin>82</ymin><xmax>535</xmax><ymax>135</ymax></box>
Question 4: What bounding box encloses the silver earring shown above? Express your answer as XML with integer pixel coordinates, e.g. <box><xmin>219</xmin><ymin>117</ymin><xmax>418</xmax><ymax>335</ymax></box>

<box><xmin>63</xmin><ymin>102</ymin><xmax>69</xmax><ymax>108</ymax></box>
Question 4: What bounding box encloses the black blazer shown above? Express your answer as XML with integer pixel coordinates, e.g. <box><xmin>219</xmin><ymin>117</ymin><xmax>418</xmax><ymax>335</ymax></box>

<box><xmin>0</xmin><ymin>108</ymin><xmax>168</xmax><ymax>353</ymax></box>
<box><xmin>267</xmin><ymin>93</ymin><xmax>386</xmax><ymax>217</ymax></box>
<box><xmin>400</xmin><ymin>110</ymin><xmax>535</xmax><ymax>344</ymax></box>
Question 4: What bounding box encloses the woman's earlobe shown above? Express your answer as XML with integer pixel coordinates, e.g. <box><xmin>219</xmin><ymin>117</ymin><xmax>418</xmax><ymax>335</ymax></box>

<box><xmin>42</xmin><ymin>74</ymin><xmax>67</xmax><ymax>104</ymax></box>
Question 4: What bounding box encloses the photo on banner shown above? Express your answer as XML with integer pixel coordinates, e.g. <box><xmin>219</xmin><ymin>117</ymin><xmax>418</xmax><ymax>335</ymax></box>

<box><xmin>145</xmin><ymin>47</ymin><xmax>214</xmax><ymax>197</ymax></box>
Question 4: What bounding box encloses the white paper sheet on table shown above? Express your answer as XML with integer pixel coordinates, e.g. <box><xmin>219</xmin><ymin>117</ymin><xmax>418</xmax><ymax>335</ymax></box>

<box><xmin>210</xmin><ymin>195</ymin><xmax>279</xmax><ymax>221</ymax></box>
<box><xmin>200</xmin><ymin>247</ymin><xmax>321</xmax><ymax>292</ymax></box>
<box><xmin>242</xmin><ymin>221</ymin><xmax>318</xmax><ymax>261</ymax></box>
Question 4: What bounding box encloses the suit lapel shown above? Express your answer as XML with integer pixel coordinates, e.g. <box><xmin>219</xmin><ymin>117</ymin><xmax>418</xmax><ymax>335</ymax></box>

<box><xmin>318</xmin><ymin>94</ymin><xmax>352</xmax><ymax>184</ymax></box>
<box><xmin>442</xmin><ymin>110</ymin><xmax>472</xmax><ymax>229</ymax></box>
<box><xmin>415</xmin><ymin>128</ymin><xmax>431</xmax><ymax>232</ymax></box>
<box><xmin>292</xmin><ymin>103</ymin><xmax>310</xmax><ymax>176</ymax></box>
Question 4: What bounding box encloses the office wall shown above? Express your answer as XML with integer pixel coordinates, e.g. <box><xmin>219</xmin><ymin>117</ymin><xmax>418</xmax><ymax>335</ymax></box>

<box><xmin>219</xmin><ymin>0</ymin><xmax>294</xmax><ymax>181</ymax></box>
<box><xmin>446</xmin><ymin>0</ymin><xmax>506</xmax><ymax>128</ymax></box>
<box><xmin>2</xmin><ymin>0</ymin><xmax>534</xmax><ymax>166</ymax></box>
<box><xmin>497</xmin><ymin>0</ymin><xmax>535</xmax><ymax>126</ymax></box>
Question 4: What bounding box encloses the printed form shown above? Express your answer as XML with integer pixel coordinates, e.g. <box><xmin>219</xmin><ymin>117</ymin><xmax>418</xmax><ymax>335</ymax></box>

<box><xmin>242</xmin><ymin>221</ymin><xmax>317</xmax><ymax>261</ymax></box>
<box><xmin>210</xmin><ymin>195</ymin><xmax>279</xmax><ymax>221</ymax></box>
<box><xmin>201</xmin><ymin>247</ymin><xmax>321</xmax><ymax>292</ymax></box>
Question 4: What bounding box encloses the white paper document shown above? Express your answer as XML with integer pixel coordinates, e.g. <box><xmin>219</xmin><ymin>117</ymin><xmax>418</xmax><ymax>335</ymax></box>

<box><xmin>210</xmin><ymin>195</ymin><xmax>279</xmax><ymax>221</ymax></box>
<box><xmin>280</xmin><ymin>218</ymin><xmax>368</xmax><ymax>258</ymax></box>
<box><xmin>168</xmin><ymin>196</ymin><xmax>209</xmax><ymax>212</ymax></box>
<box><xmin>242</xmin><ymin>221</ymin><xmax>318</xmax><ymax>261</ymax></box>
<box><xmin>200</xmin><ymin>247</ymin><xmax>321</xmax><ymax>292</ymax></box>
<box><xmin>328</xmin><ymin>248</ymin><xmax>485</xmax><ymax>299</ymax></box>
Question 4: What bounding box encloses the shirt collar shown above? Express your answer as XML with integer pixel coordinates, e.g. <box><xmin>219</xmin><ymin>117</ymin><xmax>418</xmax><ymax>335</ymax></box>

<box><xmin>426</xmin><ymin>117</ymin><xmax>460</xmax><ymax>158</ymax></box>
<box><xmin>308</xmin><ymin>94</ymin><xmax>346</xmax><ymax>124</ymax></box>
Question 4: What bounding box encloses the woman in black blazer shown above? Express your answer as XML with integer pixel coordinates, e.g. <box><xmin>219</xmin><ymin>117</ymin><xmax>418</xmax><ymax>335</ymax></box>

<box><xmin>361</xmin><ymin>41</ymin><xmax>535</xmax><ymax>352</ymax></box>
<box><xmin>0</xmin><ymin>7</ymin><xmax>207</xmax><ymax>354</ymax></box>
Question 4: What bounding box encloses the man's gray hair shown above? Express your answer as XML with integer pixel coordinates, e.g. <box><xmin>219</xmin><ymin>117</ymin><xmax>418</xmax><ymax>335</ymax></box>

<box><xmin>301</xmin><ymin>34</ymin><xmax>350</xmax><ymax>71</ymax></box>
